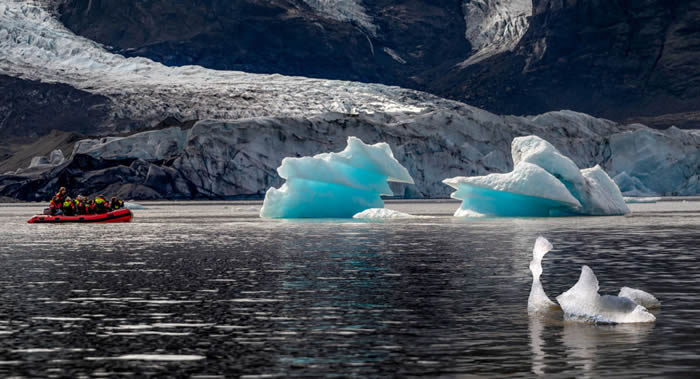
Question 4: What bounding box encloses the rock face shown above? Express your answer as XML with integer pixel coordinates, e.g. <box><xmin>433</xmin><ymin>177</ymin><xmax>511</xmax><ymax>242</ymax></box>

<box><xmin>1</xmin><ymin>110</ymin><xmax>698</xmax><ymax>201</ymax></box>
<box><xmin>432</xmin><ymin>0</ymin><xmax>700</xmax><ymax>127</ymax></box>
<box><xmin>51</xmin><ymin>0</ymin><xmax>700</xmax><ymax>126</ymax></box>
<box><xmin>0</xmin><ymin>74</ymin><xmax>116</xmax><ymax>137</ymax></box>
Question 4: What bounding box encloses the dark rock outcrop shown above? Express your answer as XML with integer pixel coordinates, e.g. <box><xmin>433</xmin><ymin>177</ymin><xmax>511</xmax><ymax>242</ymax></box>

<box><xmin>0</xmin><ymin>75</ymin><xmax>116</xmax><ymax>138</ymax></box>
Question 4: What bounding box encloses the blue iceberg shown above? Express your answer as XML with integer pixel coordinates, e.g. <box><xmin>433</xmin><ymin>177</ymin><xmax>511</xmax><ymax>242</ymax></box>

<box><xmin>443</xmin><ymin>136</ymin><xmax>630</xmax><ymax>217</ymax></box>
<box><xmin>260</xmin><ymin>137</ymin><xmax>414</xmax><ymax>218</ymax></box>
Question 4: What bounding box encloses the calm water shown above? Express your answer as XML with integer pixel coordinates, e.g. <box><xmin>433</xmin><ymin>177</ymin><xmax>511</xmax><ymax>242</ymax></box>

<box><xmin>0</xmin><ymin>199</ymin><xmax>699</xmax><ymax>377</ymax></box>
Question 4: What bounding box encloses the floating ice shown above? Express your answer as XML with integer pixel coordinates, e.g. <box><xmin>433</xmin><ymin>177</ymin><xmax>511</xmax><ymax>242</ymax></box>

<box><xmin>556</xmin><ymin>266</ymin><xmax>656</xmax><ymax>324</ymax></box>
<box><xmin>353</xmin><ymin>208</ymin><xmax>422</xmax><ymax>219</ymax></box>
<box><xmin>124</xmin><ymin>202</ymin><xmax>145</xmax><ymax>210</ymax></box>
<box><xmin>444</xmin><ymin>136</ymin><xmax>630</xmax><ymax>217</ymax></box>
<box><xmin>528</xmin><ymin>237</ymin><xmax>558</xmax><ymax>313</ymax></box>
<box><xmin>618</xmin><ymin>287</ymin><xmax>661</xmax><ymax>309</ymax></box>
<box><xmin>260</xmin><ymin>137</ymin><xmax>414</xmax><ymax>218</ymax></box>
<box><xmin>623</xmin><ymin>197</ymin><xmax>662</xmax><ymax>204</ymax></box>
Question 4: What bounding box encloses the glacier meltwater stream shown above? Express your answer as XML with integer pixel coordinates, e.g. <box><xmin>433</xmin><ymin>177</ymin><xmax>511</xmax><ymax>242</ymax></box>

<box><xmin>1</xmin><ymin>200</ymin><xmax>699</xmax><ymax>377</ymax></box>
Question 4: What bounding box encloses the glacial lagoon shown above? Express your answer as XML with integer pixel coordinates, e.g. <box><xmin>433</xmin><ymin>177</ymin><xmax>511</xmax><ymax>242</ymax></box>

<box><xmin>0</xmin><ymin>199</ymin><xmax>699</xmax><ymax>377</ymax></box>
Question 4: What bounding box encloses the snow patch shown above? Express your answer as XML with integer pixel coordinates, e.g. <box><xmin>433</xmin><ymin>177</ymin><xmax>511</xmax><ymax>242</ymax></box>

<box><xmin>461</xmin><ymin>0</ymin><xmax>532</xmax><ymax>66</ymax></box>
<box><xmin>302</xmin><ymin>0</ymin><xmax>377</xmax><ymax>35</ymax></box>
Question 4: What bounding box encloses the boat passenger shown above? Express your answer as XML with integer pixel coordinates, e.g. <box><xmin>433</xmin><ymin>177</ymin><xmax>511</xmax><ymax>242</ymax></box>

<box><xmin>110</xmin><ymin>197</ymin><xmax>124</xmax><ymax>210</ymax></box>
<box><xmin>61</xmin><ymin>196</ymin><xmax>76</xmax><ymax>216</ymax></box>
<box><xmin>93</xmin><ymin>195</ymin><xmax>109</xmax><ymax>214</ymax></box>
<box><xmin>49</xmin><ymin>187</ymin><xmax>68</xmax><ymax>215</ymax></box>
<box><xmin>74</xmin><ymin>195</ymin><xmax>88</xmax><ymax>215</ymax></box>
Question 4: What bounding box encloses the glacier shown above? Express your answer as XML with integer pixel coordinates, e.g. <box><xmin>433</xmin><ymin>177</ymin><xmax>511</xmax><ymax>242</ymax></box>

<box><xmin>443</xmin><ymin>136</ymin><xmax>630</xmax><ymax>217</ymax></box>
<box><xmin>259</xmin><ymin>137</ymin><xmax>414</xmax><ymax>218</ymax></box>
<box><xmin>556</xmin><ymin>266</ymin><xmax>656</xmax><ymax>324</ymax></box>
<box><xmin>0</xmin><ymin>1</ymin><xmax>699</xmax><ymax>201</ymax></box>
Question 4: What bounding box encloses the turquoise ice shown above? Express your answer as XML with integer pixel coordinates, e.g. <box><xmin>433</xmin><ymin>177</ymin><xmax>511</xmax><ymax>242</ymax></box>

<box><xmin>260</xmin><ymin>137</ymin><xmax>414</xmax><ymax>218</ymax></box>
<box><xmin>443</xmin><ymin>136</ymin><xmax>630</xmax><ymax>217</ymax></box>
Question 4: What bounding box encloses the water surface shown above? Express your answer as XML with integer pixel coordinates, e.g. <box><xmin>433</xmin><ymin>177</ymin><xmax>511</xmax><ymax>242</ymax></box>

<box><xmin>0</xmin><ymin>199</ymin><xmax>699</xmax><ymax>377</ymax></box>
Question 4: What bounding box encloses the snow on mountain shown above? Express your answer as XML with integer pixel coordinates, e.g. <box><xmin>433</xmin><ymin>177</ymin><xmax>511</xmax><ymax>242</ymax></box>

<box><xmin>0</xmin><ymin>0</ymin><xmax>433</xmax><ymax>133</ymax></box>
<box><xmin>461</xmin><ymin>0</ymin><xmax>532</xmax><ymax>66</ymax></box>
<box><xmin>302</xmin><ymin>0</ymin><xmax>377</xmax><ymax>35</ymax></box>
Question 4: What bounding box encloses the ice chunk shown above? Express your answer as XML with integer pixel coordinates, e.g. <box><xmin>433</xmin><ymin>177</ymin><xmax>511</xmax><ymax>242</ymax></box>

<box><xmin>618</xmin><ymin>287</ymin><xmax>660</xmax><ymax>309</ymax></box>
<box><xmin>124</xmin><ymin>202</ymin><xmax>145</xmax><ymax>210</ymax></box>
<box><xmin>623</xmin><ymin>197</ymin><xmax>661</xmax><ymax>204</ymax></box>
<box><xmin>528</xmin><ymin>237</ymin><xmax>558</xmax><ymax>313</ymax></box>
<box><xmin>353</xmin><ymin>208</ymin><xmax>423</xmax><ymax>219</ymax></box>
<box><xmin>556</xmin><ymin>266</ymin><xmax>656</xmax><ymax>324</ymax></box>
<box><xmin>579</xmin><ymin>165</ymin><xmax>630</xmax><ymax>215</ymax></box>
<box><xmin>443</xmin><ymin>162</ymin><xmax>581</xmax><ymax>217</ymax></box>
<box><xmin>260</xmin><ymin>137</ymin><xmax>414</xmax><ymax>218</ymax></box>
<box><xmin>444</xmin><ymin>136</ymin><xmax>630</xmax><ymax>217</ymax></box>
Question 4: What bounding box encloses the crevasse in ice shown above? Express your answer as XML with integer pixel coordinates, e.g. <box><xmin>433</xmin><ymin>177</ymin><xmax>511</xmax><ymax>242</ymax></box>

<box><xmin>443</xmin><ymin>135</ymin><xmax>630</xmax><ymax>217</ymax></box>
<box><xmin>556</xmin><ymin>266</ymin><xmax>656</xmax><ymax>324</ymax></box>
<box><xmin>528</xmin><ymin>237</ymin><xmax>558</xmax><ymax>313</ymax></box>
<box><xmin>260</xmin><ymin>137</ymin><xmax>414</xmax><ymax>218</ymax></box>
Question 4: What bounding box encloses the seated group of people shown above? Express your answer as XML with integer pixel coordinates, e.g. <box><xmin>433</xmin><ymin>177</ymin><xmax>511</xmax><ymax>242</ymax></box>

<box><xmin>49</xmin><ymin>187</ymin><xmax>125</xmax><ymax>216</ymax></box>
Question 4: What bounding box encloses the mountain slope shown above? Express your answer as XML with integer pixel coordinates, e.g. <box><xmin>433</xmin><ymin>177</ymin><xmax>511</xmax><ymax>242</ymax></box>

<box><xmin>52</xmin><ymin>0</ymin><xmax>700</xmax><ymax>126</ymax></box>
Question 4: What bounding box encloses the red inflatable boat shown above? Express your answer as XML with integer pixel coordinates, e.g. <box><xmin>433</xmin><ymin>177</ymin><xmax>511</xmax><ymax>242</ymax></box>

<box><xmin>27</xmin><ymin>209</ymin><xmax>133</xmax><ymax>224</ymax></box>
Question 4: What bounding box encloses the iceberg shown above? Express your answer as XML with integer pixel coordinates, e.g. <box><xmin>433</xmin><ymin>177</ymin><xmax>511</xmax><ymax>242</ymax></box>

<box><xmin>444</xmin><ymin>136</ymin><xmax>630</xmax><ymax>217</ymax></box>
<box><xmin>352</xmin><ymin>208</ymin><xmax>423</xmax><ymax>219</ymax></box>
<box><xmin>556</xmin><ymin>266</ymin><xmax>656</xmax><ymax>324</ymax></box>
<box><xmin>260</xmin><ymin>137</ymin><xmax>414</xmax><ymax>218</ymax></box>
<box><xmin>528</xmin><ymin>237</ymin><xmax>558</xmax><ymax>313</ymax></box>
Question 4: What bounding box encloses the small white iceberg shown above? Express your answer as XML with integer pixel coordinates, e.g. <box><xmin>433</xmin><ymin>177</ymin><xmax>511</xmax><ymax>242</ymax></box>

<box><xmin>260</xmin><ymin>137</ymin><xmax>414</xmax><ymax>218</ymax></box>
<box><xmin>352</xmin><ymin>208</ymin><xmax>423</xmax><ymax>219</ymax></box>
<box><xmin>444</xmin><ymin>136</ymin><xmax>630</xmax><ymax>217</ymax></box>
<box><xmin>556</xmin><ymin>266</ymin><xmax>656</xmax><ymax>324</ymax></box>
<box><xmin>528</xmin><ymin>236</ymin><xmax>558</xmax><ymax>313</ymax></box>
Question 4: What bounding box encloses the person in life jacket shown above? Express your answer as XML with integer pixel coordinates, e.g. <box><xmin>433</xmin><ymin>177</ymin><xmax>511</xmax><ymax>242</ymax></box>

<box><xmin>61</xmin><ymin>196</ymin><xmax>76</xmax><ymax>216</ymax></box>
<box><xmin>110</xmin><ymin>197</ymin><xmax>124</xmax><ymax>210</ymax></box>
<box><xmin>49</xmin><ymin>187</ymin><xmax>68</xmax><ymax>215</ymax></box>
<box><xmin>74</xmin><ymin>195</ymin><xmax>88</xmax><ymax>215</ymax></box>
<box><xmin>93</xmin><ymin>195</ymin><xmax>109</xmax><ymax>214</ymax></box>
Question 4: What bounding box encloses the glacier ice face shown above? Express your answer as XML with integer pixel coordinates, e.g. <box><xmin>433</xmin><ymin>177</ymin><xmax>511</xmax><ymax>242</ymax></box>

<box><xmin>444</xmin><ymin>135</ymin><xmax>630</xmax><ymax>217</ymax></box>
<box><xmin>528</xmin><ymin>237</ymin><xmax>558</xmax><ymax>313</ymax></box>
<box><xmin>618</xmin><ymin>287</ymin><xmax>661</xmax><ymax>309</ymax></box>
<box><xmin>72</xmin><ymin>128</ymin><xmax>187</xmax><ymax>162</ymax></box>
<box><xmin>556</xmin><ymin>266</ymin><xmax>656</xmax><ymax>324</ymax></box>
<box><xmin>259</xmin><ymin>137</ymin><xmax>414</xmax><ymax>218</ymax></box>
